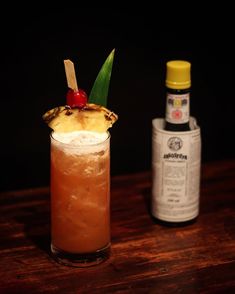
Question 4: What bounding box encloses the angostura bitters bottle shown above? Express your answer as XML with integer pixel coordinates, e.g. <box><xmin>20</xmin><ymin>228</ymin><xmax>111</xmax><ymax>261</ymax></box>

<box><xmin>165</xmin><ymin>60</ymin><xmax>191</xmax><ymax>132</ymax></box>
<box><xmin>151</xmin><ymin>60</ymin><xmax>201</xmax><ymax>227</ymax></box>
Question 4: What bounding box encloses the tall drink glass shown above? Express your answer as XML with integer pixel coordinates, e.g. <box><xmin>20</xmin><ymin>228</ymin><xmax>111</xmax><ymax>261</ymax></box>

<box><xmin>50</xmin><ymin>131</ymin><xmax>110</xmax><ymax>267</ymax></box>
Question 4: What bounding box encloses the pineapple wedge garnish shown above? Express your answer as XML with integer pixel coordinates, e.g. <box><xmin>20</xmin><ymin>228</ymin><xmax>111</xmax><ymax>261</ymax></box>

<box><xmin>43</xmin><ymin>103</ymin><xmax>118</xmax><ymax>133</ymax></box>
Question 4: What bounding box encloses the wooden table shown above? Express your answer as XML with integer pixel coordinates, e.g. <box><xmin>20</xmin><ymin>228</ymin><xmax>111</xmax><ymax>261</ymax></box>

<box><xmin>1</xmin><ymin>159</ymin><xmax>235</xmax><ymax>293</ymax></box>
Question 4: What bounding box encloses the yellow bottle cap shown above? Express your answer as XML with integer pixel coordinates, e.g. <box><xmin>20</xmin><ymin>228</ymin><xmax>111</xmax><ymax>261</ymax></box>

<box><xmin>165</xmin><ymin>60</ymin><xmax>191</xmax><ymax>89</ymax></box>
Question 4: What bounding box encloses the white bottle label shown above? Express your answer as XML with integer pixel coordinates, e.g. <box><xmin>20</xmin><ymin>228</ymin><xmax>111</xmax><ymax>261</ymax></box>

<box><xmin>152</xmin><ymin>118</ymin><xmax>201</xmax><ymax>222</ymax></box>
<box><xmin>166</xmin><ymin>93</ymin><xmax>190</xmax><ymax>124</ymax></box>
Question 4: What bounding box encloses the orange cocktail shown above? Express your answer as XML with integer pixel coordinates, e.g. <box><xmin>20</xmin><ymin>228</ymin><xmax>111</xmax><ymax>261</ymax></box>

<box><xmin>43</xmin><ymin>50</ymin><xmax>117</xmax><ymax>267</ymax></box>
<box><xmin>50</xmin><ymin>131</ymin><xmax>110</xmax><ymax>266</ymax></box>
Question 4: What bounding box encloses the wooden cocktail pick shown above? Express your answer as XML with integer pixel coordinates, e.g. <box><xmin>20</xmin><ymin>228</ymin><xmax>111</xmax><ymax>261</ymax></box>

<box><xmin>63</xmin><ymin>59</ymin><xmax>78</xmax><ymax>91</ymax></box>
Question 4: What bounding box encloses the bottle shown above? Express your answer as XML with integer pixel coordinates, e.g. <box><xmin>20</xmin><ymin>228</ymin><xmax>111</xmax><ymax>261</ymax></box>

<box><xmin>165</xmin><ymin>60</ymin><xmax>191</xmax><ymax>132</ymax></box>
<box><xmin>152</xmin><ymin>60</ymin><xmax>200</xmax><ymax>227</ymax></box>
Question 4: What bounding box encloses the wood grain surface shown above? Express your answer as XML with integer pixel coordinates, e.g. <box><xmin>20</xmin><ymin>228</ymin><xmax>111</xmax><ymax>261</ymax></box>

<box><xmin>1</xmin><ymin>159</ymin><xmax>235</xmax><ymax>293</ymax></box>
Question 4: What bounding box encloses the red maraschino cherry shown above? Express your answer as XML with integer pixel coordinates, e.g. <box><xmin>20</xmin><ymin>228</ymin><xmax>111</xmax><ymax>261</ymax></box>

<box><xmin>66</xmin><ymin>88</ymin><xmax>88</xmax><ymax>109</ymax></box>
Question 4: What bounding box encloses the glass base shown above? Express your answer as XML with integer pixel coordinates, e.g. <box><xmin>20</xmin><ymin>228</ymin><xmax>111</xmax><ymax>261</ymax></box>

<box><xmin>51</xmin><ymin>243</ymin><xmax>111</xmax><ymax>268</ymax></box>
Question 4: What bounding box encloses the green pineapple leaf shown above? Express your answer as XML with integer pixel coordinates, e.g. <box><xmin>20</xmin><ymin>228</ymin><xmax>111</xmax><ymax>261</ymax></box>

<box><xmin>89</xmin><ymin>49</ymin><xmax>115</xmax><ymax>107</ymax></box>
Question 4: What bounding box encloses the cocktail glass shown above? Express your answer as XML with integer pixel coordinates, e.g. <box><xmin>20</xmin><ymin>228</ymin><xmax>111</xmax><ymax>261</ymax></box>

<box><xmin>50</xmin><ymin>131</ymin><xmax>110</xmax><ymax>267</ymax></box>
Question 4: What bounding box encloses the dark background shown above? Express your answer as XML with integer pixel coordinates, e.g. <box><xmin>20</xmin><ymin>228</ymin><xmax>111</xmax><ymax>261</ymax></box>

<box><xmin>1</xmin><ymin>7</ymin><xmax>234</xmax><ymax>191</ymax></box>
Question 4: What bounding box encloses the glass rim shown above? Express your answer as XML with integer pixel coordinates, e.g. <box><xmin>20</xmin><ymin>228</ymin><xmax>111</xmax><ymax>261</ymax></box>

<box><xmin>50</xmin><ymin>130</ymin><xmax>110</xmax><ymax>148</ymax></box>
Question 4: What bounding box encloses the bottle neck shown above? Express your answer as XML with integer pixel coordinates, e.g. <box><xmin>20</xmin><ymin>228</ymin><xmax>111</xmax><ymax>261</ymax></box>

<box><xmin>165</xmin><ymin>88</ymin><xmax>190</xmax><ymax>125</ymax></box>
